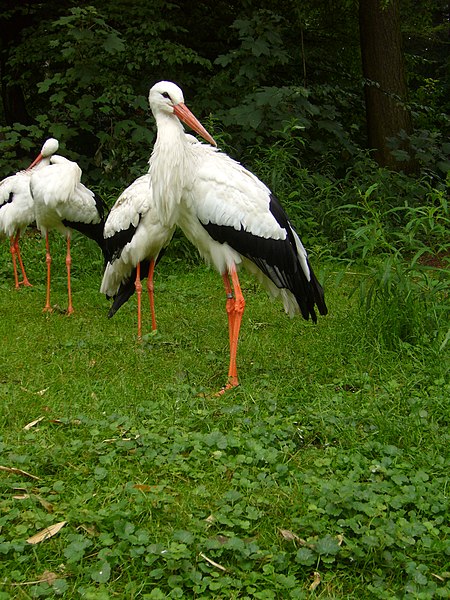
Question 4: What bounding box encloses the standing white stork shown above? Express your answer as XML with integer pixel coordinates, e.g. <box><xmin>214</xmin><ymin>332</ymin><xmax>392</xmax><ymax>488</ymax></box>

<box><xmin>30</xmin><ymin>153</ymin><xmax>107</xmax><ymax>314</ymax></box>
<box><xmin>0</xmin><ymin>138</ymin><xmax>59</xmax><ymax>288</ymax></box>
<box><xmin>100</xmin><ymin>173</ymin><xmax>175</xmax><ymax>337</ymax></box>
<box><xmin>147</xmin><ymin>81</ymin><xmax>327</xmax><ymax>393</ymax></box>
<box><xmin>100</xmin><ymin>134</ymin><xmax>205</xmax><ymax>338</ymax></box>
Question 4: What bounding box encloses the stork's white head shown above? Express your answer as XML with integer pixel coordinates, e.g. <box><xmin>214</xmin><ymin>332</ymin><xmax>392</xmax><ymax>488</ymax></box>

<box><xmin>27</xmin><ymin>137</ymin><xmax>60</xmax><ymax>170</ymax></box>
<box><xmin>41</xmin><ymin>138</ymin><xmax>59</xmax><ymax>157</ymax></box>
<box><xmin>149</xmin><ymin>81</ymin><xmax>184</xmax><ymax>116</ymax></box>
<box><xmin>148</xmin><ymin>80</ymin><xmax>217</xmax><ymax>147</ymax></box>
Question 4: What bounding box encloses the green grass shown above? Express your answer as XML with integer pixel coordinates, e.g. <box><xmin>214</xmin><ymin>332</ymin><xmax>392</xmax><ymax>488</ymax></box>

<box><xmin>0</xmin><ymin>231</ymin><xmax>449</xmax><ymax>599</ymax></box>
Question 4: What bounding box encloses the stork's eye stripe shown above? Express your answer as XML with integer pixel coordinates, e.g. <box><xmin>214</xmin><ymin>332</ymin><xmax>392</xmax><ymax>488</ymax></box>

<box><xmin>162</xmin><ymin>92</ymin><xmax>171</xmax><ymax>99</ymax></box>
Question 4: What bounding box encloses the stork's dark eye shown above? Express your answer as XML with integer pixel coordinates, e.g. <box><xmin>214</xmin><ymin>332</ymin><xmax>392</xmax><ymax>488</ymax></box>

<box><xmin>162</xmin><ymin>92</ymin><xmax>171</xmax><ymax>99</ymax></box>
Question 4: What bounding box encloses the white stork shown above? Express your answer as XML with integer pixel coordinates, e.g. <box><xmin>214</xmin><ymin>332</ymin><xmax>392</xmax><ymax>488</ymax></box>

<box><xmin>100</xmin><ymin>173</ymin><xmax>175</xmax><ymax>337</ymax></box>
<box><xmin>0</xmin><ymin>138</ymin><xmax>59</xmax><ymax>288</ymax></box>
<box><xmin>100</xmin><ymin>134</ymin><xmax>207</xmax><ymax>338</ymax></box>
<box><xmin>30</xmin><ymin>153</ymin><xmax>107</xmax><ymax>314</ymax></box>
<box><xmin>148</xmin><ymin>81</ymin><xmax>327</xmax><ymax>393</ymax></box>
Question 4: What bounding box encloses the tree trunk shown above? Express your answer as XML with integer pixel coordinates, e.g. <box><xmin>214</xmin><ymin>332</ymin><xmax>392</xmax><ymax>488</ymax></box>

<box><xmin>359</xmin><ymin>0</ymin><xmax>417</xmax><ymax>173</ymax></box>
<box><xmin>0</xmin><ymin>65</ymin><xmax>32</xmax><ymax>125</ymax></box>
<box><xmin>0</xmin><ymin>4</ymin><xmax>33</xmax><ymax>126</ymax></box>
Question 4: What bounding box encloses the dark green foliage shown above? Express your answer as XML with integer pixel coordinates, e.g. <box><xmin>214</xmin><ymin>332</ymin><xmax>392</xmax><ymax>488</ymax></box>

<box><xmin>1</xmin><ymin>0</ymin><xmax>448</xmax><ymax>189</ymax></box>
<box><xmin>0</xmin><ymin>2</ymin><xmax>213</xmax><ymax>186</ymax></box>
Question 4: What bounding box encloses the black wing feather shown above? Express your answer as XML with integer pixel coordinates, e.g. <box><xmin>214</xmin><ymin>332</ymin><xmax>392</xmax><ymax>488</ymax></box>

<box><xmin>62</xmin><ymin>219</ymin><xmax>107</xmax><ymax>261</ymax></box>
<box><xmin>1</xmin><ymin>192</ymin><xmax>14</xmax><ymax>207</ymax></box>
<box><xmin>105</xmin><ymin>222</ymin><xmax>138</xmax><ymax>263</ymax></box>
<box><xmin>268</xmin><ymin>193</ymin><xmax>327</xmax><ymax>318</ymax></box>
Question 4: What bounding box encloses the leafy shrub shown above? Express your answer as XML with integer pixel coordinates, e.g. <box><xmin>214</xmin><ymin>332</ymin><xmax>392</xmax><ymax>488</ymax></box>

<box><xmin>355</xmin><ymin>256</ymin><xmax>449</xmax><ymax>350</ymax></box>
<box><xmin>0</xmin><ymin>4</ymin><xmax>212</xmax><ymax>188</ymax></box>
<box><xmin>335</xmin><ymin>181</ymin><xmax>450</xmax><ymax>350</ymax></box>
<box><xmin>388</xmin><ymin>128</ymin><xmax>450</xmax><ymax>178</ymax></box>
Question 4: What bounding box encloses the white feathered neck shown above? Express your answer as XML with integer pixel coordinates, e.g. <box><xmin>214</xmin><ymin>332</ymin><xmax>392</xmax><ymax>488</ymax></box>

<box><xmin>148</xmin><ymin>111</ymin><xmax>198</xmax><ymax>228</ymax></box>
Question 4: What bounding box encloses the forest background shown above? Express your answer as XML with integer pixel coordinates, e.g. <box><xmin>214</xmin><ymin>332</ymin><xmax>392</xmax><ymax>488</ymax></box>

<box><xmin>0</xmin><ymin>0</ymin><xmax>448</xmax><ymax>185</ymax></box>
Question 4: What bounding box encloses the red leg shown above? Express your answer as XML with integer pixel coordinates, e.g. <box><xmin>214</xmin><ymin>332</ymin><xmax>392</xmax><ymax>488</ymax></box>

<box><xmin>43</xmin><ymin>232</ymin><xmax>53</xmax><ymax>312</ymax></box>
<box><xmin>222</xmin><ymin>272</ymin><xmax>236</xmax><ymax>349</ymax></box>
<box><xmin>14</xmin><ymin>232</ymin><xmax>32</xmax><ymax>287</ymax></box>
<box><xmin>147</xmin><ymin>259</ymin><xmax>157</xmax><ymax>331</ymax></box>
<box><xmin>135</xmin><ymin>262</ymin><xmax>143</xmax><ymax>339</ymax></box>
<box><xmin>9</xmin><ymin>235</ymin><xmax>20</xmax><ymax>289</ymax></box>
<box><xmin>217</xmin><ymin>265</ymin><xmax>245</xmax><ymax>394</ymax></box>
<box><xmin>65</xmin><ymin>235</ymin><xmax>74</xmax><ymax>314</ymax></box>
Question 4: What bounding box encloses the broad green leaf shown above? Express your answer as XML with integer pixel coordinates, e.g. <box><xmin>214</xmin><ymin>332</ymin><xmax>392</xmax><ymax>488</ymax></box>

<box><xmin>295</xmin><ymin>547</ymin><xmax>315</xmax><ymax>566</ymax></box>
<box><xmin>91</xmin><ymin>561</ymin><xmax>111</xmax><ymax>584</ymax></box>
<box><xmin>103</xmin><ymin>33</ymin><xmax>125</xmax><ymax>54</ymax></box>
<box><xmin>315</xmin><ymin>535</ymin><xmax>341</xmax><ymax>556</ymax></box>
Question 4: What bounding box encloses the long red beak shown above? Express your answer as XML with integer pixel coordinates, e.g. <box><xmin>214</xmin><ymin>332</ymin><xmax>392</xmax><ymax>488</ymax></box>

<box><xmin>173</xmin><ymin>102</ymin><xmax>217</xmax><ymax>147</ymax></box>
<box><xmin>27</xmin><ymin>153</ymin><xmax>44</xmax><ymax>170</ymax></box>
